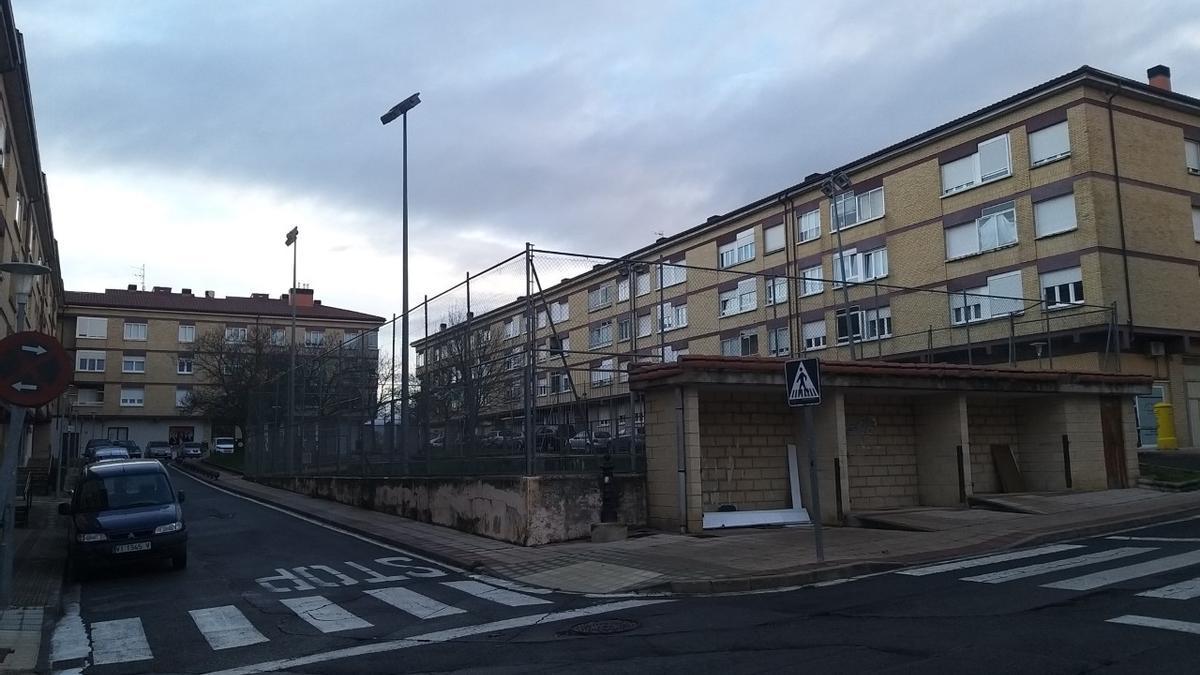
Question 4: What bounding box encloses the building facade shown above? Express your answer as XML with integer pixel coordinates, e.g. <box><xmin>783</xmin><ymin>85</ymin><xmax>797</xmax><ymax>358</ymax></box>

<box><xmin>415</xmin><ymin>64</ymin><xmax>1200</xmax><ymax>449</ymax></box>
<box><xmin>0</xmin><ymin>0</ymin><xmax>65</xmax><ymax>466</ymax></box>
<box><xmin>61</xmin><ymin>286</ymin><xmax>384</xmax><ymax>451</ymax></box>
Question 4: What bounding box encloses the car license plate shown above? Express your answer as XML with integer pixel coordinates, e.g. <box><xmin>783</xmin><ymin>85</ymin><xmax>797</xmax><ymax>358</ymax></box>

<box><xmin>113</xmin><ymin>541</ymin><xmax>151</xmax><ymax>554</ymax></box>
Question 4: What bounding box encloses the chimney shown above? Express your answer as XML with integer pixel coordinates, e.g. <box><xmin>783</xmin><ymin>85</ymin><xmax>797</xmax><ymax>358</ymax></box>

<box><xmin>126</xmin><ymin>284</ymin><xmax>137</xmax><ymax>291</ymax></box>
<box><xmin>152</xmin><ymin>286</ymin><xmax>171</xmax><ymax>293</ymax></box>
<box><xmin>204</xmin><ymin>290</ymin><xmax>215</xmax><ymax>299</ymax></box>
<box><xmin>290</xmin><ymin>287</ymin><xmax>315</xmax><ymax>308</ymax></box>
<box><xmin>439</xmin><ymin>323</ymin><xmax>447</xmax><ymax>331</ymax></box>
<box><xmin>181</xmin><ymin>288</ymin><xmax>192</xmax><ymax>295</ymax></box>
<box><xmin>1148</xmin><ymin>65</ymin><xmax>1172</xmax><ymax>92</ymax></box>
<box><xmin>251</xmin><ymin>293</ymin><xmax>269</xmax><ymax>299</ymax></box>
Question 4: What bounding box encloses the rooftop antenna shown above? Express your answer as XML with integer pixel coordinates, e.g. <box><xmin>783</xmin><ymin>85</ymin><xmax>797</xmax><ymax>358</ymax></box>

<box><xmin>132</xmin><ymin>264</ymin><xmax>146</xmax><ymax>291</ymax></box>
<box><xmin>653</xmin><ymin>230</ymin><xmax>664</xmax><ymax>238</ymax></box>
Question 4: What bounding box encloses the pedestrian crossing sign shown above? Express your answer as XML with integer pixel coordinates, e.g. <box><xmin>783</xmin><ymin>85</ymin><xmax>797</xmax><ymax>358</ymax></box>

<box><xmin>785</xmin><ymin>358</ymin><xmax>821</xmax><ymax>407</ymax></box>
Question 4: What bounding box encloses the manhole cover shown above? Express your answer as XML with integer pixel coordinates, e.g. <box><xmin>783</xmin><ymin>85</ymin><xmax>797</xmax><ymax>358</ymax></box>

<box><xmin>567</xmin><ymin>618</ymin><xmax>639</xmax><ymax>636</ymax></box>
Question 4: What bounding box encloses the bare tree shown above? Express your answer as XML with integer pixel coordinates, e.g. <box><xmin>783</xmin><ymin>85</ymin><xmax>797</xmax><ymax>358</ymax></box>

<box><xmin>186</xmin><ymin>326</ymin><xmax>289</xmax><ymax>433</ymax></box>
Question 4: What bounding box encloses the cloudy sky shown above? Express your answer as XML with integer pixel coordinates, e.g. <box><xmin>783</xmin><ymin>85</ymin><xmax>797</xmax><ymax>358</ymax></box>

<box><xmin>14</xmin><ymin>0</ymin><xmax>1200</xmax><ymax>328</ymax></box>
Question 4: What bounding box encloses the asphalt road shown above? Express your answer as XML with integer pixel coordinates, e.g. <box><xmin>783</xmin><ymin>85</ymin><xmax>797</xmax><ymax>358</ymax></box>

<box><xmin>49</xmin><ymin>472</ymin><xmax>1200</xmax><ymax>674</ymax></box>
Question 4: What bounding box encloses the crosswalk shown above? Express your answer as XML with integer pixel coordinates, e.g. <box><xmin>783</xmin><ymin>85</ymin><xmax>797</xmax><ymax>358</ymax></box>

<box><xmin>54</xmin><ymin>579</ymin><xmax>561</xmax><ymax>670</ymax></box>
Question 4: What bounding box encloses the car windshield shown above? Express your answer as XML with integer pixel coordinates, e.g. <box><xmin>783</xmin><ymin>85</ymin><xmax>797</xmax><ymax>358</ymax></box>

<box><xmin>76</xmin><ymin>473</ymin><xmax>174</xmax><ymax>512</ymax></box>
<box><xmin>94</xmin><ymin>449</ymin><xmax>129</xmax><ymax>460</ymax></box>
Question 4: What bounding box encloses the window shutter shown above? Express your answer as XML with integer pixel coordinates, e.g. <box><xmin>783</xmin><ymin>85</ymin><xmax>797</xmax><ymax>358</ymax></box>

<box><xmin>940</xmin><ymin>155</ymin><xmax>976</xmax><ymax>194</ymax></box>
<box><xmin>986</xmin><ymin>271</ymin><xmax>1023</xmax><ymax>316</ymax></box>
<box><xmin>1029</xmin><ymin>121</ymin><xmax>1070</xmax><ymax>165</ymax></box>
<box><xmin>1034</xmin><ymin>194</ymin><xmax>1077</xmax><ymax>237</ymax></box>
<box><xmin>977</xmin><ymin>135</ymin><xmax>1011</xmax><ymax>181</ymax></box>
<box><xmin>764</xmin><ymin>224</ymin><xmax>784</xmax><ymax>251</ymax></box>
<box><xmin>945</xmin><ymin>223</ymin><xmax>978</xmax><ymax>259</ymax></box>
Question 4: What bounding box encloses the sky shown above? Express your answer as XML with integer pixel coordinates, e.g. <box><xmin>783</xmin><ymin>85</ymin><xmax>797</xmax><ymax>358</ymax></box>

<box><xmin>13</xmin><ymin>0</ymin><xmax>1200</xmax><ymax>335</ymax></box>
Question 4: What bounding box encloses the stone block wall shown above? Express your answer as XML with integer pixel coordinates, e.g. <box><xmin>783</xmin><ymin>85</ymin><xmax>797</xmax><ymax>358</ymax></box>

<box><xmin>968</xmin><ymin>398</ymin><xmax>1021</xmax><ymax>493</ymax></box>
<box><xmin>915</xmin><ymin>394</ymin><xmax>967</xmax><ymax>506</ymax></box>
<box><xmin>699</xmin><ymin>390</ymin><xmax>793</xmax><ymax>512</ymax></box>
<box><xmin>844</xmin><ymin>395</ymin><xmax>919</xmax><ymax>510</ymax></box>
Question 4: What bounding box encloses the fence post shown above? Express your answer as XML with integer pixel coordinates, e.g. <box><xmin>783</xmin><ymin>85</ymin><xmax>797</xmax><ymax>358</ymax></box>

<box><xmin>523</xmin><ymin>243</ymin><xmax>535</xmax><ymax>476</ymax></box>
<box><xmin>423</xmin><ymin>294</ymin><xmax>430</xmax><ymax>455</ymax></box>
<box><xmin>627</xmin><ymin>261</ymin><xmax>639</xmax><ymax>465</ymax></box>
<box><xmin>465</xmin><ymin>271</ymin><xmax>474</xmax><ymax>460</ymax></box>
<box><xmin>927</xmin><ymin>325</ymin><xmax>933</xmax><ymax>363</ymax></box>
<box><xmin>1044</xmin><ymin>305</ymin><xmax>1054</xmax><ymax>369</ymax></box>
<box><xmin>657</xmin><ymin>255</ymin><xmax>666</xmax><ymax>362</ymax></box>
<box><xmin>873</xmin><ymin>279</ymin><xmax>882</xmax><ymax>358</ymax></box>
<box><xmin>1008</xmin><ymin>311</ymin><xmax>1016</xmax><ymax>365</ymax></box>
<box><xmin>963</xmin><ymin>289</ymin><xmax>973</xmax><ymax>366</ymax></box>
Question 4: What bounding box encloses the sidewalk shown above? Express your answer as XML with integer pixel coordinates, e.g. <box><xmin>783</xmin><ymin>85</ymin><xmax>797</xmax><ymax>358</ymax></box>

<box><xmin>178</xmin><ymin>462</ymin><xmax>1200</xmax><ymax>594</ymax></box>
<box><xmin>2</xmin><ymin>496</ymin><xmax>67</xmax><ymax>673</ymax></box>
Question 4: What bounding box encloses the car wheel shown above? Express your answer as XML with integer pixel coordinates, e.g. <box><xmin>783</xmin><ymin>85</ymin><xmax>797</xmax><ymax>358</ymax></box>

<box><xmin>173</xmin><ymin>551</ymin><xmax>188</xmax><ymax>570</ymax></box>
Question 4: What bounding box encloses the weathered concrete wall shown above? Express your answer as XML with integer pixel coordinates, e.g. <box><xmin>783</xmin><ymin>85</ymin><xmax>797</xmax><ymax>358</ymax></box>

<box><xmin>915</xmin><ymin>394</ymin><xmax>967</xmax><ymax>507</ymax></box>
<box><xmin>968</xmin><ymin>398</ymin><xmax>1021</xmax><ymax>493</ymax></box>
<box><xmin>845</xmin><ymin>395</ymin><xmax>920</xmax><ymax>510</ymax></box>
<box><xmin>253</xmin><ymin>473</ymin><xmax>646</xmax><ymax>546</ymax></box>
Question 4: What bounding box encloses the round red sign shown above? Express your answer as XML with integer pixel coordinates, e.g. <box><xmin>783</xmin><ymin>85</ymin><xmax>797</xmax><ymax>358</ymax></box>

<box><xmin>0</xmin><ymin>331</ymin><xmax>72</xmax><ymax>407</ymax></box>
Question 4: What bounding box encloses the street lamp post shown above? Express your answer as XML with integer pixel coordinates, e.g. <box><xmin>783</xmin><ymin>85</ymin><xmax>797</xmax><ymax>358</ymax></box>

<box><xmin>0</xmin><ymin>260</ymin><xmax>51</xmax><ymax>607</ymax></box>
<box><xmin>381</xmin><ymin>92</ymin><xmax>421</xmax><ymax>467</ymax></box>
<box><xmin>285</xmin><ymin>227</ymin><xmax>298</xmax><ymax>474</ymax></box>
<box><xmin>819</xmin><ymin>172</ymin><xmax>857</xmax><ymax>360</ymax></box>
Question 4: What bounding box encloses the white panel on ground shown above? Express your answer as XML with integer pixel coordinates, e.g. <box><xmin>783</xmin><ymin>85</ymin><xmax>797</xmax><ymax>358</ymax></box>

<box><xmin>960</xmin><ymin>547</ymin><xmax>1154</xmax><ymax>584</ymax></box>
<box><xmin>280</xmin><ymin>596</ymin><xmax>373</xmax><ymax>633</ymax></box>
<box><xmin>1138</xmin><ymin>576</ymin><xmax>1200</xmax><ymax>600</ymax></box>
<box><xmin>898</xmin><ymin>544</ymin><xmax>1085</xmax><ymax>576</ymax></box>
<box><xmin>1107</xmin><ymin>614</ymin><xmax>1200</xmax><ymax>635</ymax></box>
<box><xmin>90</xmin><ymin>618</ymin><xmax>153</xmax><ymax>665</ymax></box>
<box><xmin>189</xmin><ymin>606</ymin><xmax>270</xmax><ymax>650</ymax></box>
<box><xmin>1042</xmin><ymin>549</ymin><xmax>1200</xmax><ymax>591</ymax></box>
<box><xmin>440</xmin><ymin>580</ymin><xmax>553</xmax><ymax>607</ymax></box>
<box><xmin>364</xmin><ymin>587</ymin><xmax>466</xmax><ymax>620</ymax></box>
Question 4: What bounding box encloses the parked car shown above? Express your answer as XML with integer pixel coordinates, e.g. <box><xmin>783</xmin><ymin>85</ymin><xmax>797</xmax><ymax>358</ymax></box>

<box><xmin>91</xmin><ymin>447</ymin><xmax>130</xmax><ymax>463</ymax></box>
<box><xmin>483</xmin><ymin>429</ymin><xmax>523</xmax><ymax>451</ymax></box>
<box><xmin>611</xmin><ymin>429</ymin><xmax>646</xmax><ymax>453</ymax></box>
<box><xmin>182</xmin><ymin>442</ymin><xmax>205</xmax><ymax>459</ymax></box>
<box><xmin>213</xmin><ymin>437</ymin><xmax>236</xmax><ymax>455</ymax></box>
<box><xmin>535</xmin><ymin>424</ymin><xmax>576</xmax><ymax>452</ymax></box>
<box><xmin>60</xmin><ymin>459</ymin><xmax>187</xmax><ymax>578</ymax></box>
<box><xmin>113</xmin><ymin>440</ymin><xmax>143</xmax><ymax>459</ymax></box>
<box><xmin>83</xmin><ymin>438</ymin><xmax>118</xmax><ymax>462</ymax></box>
<box><xmin>146</xmin><ymin>441</ymin><xmax>174</xmax><ymax>461</ymax></box>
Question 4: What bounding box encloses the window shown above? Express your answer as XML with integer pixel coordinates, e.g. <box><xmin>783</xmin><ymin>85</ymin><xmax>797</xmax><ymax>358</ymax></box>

<box><xmin>537</xmin><ymin>375</ymin><xmax>548</xmax><ymax>397</ymax></box>
<box><xmin>637</xmin><ymin>314</ymin><xmax>652</xmax><ymax>338</ymax></box>
<box><xmin>1186</xmin><ymin>139</ymin><xmax>1200</xmax><ymax>175</ymax></box>
<box><xmin>801</xmin><ymin>265</ymin><xmax>823</xmax><ymax>296</ymax></box>
<box><xmin>549</xmin><ymin>300</ymin><xmax>570</xmax><ymax>323</ymax></box>
<box><xmin>945</xmin><ymin>201</ymin><xmax>1018</xmax><ymax>259</ymax></box>
<box><xmin>551</xmin><ymin>372</ymin><xmax>569</xmax><ymax>394</ymax></box>
<box><xmin>718</xmin><ymin>279</ymin><xmax>757</xmax><ymax>317</ymax></box>
<box><xmin>618</xmin><ymin>318</ymin><xmax>632</xmax><ymax>342</ymax></box>
<box><xmin>1193</xmin><ymin>207</ymin><xmax>1200</xmax><ymax>242</ymax></box>
<box><xmin>768</xmin><ymin>326</ymin><xmax>790</xmax><ymax>357</ymax></box>
<box><xmin>659</xmin><ymin>302</ymin><xmax>687</xmax><ymax>332</ymax></box>
<box><xmin>764</xmin><ymin>224</ymin><xmax>785</xmax><ymax>252</ymax></box>
<box><xmin>123</xmin><ymin>321</ymin><xmax>147</xmax><ymax>341</ymax></box>
<box><xmin>76</xmin><ymin>317</ymin><xmax>108</xmax><ymax>339</ymax></box>
<box><xmin>175</xmin><ymin>388</ymin><xmax>190</xmax><ymax>408</ymax></box>
<box><xmin>304</xmin><ymin>329</ymin><xmax>325</xmax><ymax>348</ymax></box>
<box><xmin>940</xmin><ymin>133</ymin><xmax>1012</xmax><ymax>195</ymax></box>
<box><xmin>119</xmin><ymin>387</ymin><xmax>145</xmax><ymax>407</ymax></box>
<box><xmin>588</xmin><ymin>285</ymin><xmax>613</xmax><ymax>311</ymax></box>
<box><xmin>721</xmin><ymin>331</ymin><xmax>758</xmax><ymax>357</ymax></box>
<box><xmin>76</xmin><ymin>350</ymin><xmax>106</xmax><ymax>373</ymax></box>
<box><xmin>178</xmin><ymin>324</ymin><xmax>195</xmax><ymax>343</ymax></box>
<box><xmin>177</xmin><ymin>356</ymin><xmax>193</xmax><ymax>374</ymax></box>
<box><xmin>122</xmin><ymin>355</ymin><xmax>145</xmax><ymax>374</ymax></box>
<box><xmin>271</xmin><ymin>328</ymin><xmax>287</xmax><ymax>346</ymax></box>
<box><xmin>658</xmin><ymin>263</ymin><xmax>687</xmax><ymax>288</ymax></box>
<box><xmin>635</xmin><ymin>272</ymin><xmax>651</xmax><ymax>296</ymax></box>
<box><xmin>1041</xmin><ymin>266</ymin><xmax>1084</xmax><ymax>308</ymax></box>
<box><xmin>588</xmin><ymin>321</ymin><xmax>613</xmax><ymax>349</ymax></box>
<box><xmin>718</xmin><ymin>229</ymin><xmax>755</xmax><ymax>268</ymax></box>
<box><xmin>836</xmin><ymin>306</ymin><xmax>892</xmax><ymax>343</ymax></box>
<box><xmin>765</xmin><ymin>276</ymin><xmax>788</xmax><ymax>305</ymax></box>
<box><xmin>833</xmin><ymin>247</ymin><xmax>888</xmax><ymax>286</ymax></box>
<box><xmin>1029</xmin><ymin>121</ymin><xmax>1070</xmax><ymax>166</ymax></box>
<box><xmin>1034</xmin><ymin>193</ymin><xmax>1078</xmax><ymax>238</ymax></box>
<box><xmin>504</xmin><ymin>316</ymin><xmax>521</xmax><ymax>339</ymax></box>
<box><xmin>832</xmin><ymin>187</ymin><xmax>885</xmax><ymax>230</ymax></box>
<box><xmin>537</xmin><ymin>310</ymin><xmax>548</xmax><ymax>329</ymax></box>
<box><xmin>796</xmin><ymin>208</ymin><xmax>820</xmax><ymax>243</ymax></box>
<box><xmin>803</xmin><ymin>320</ymin><xmax>827</xmax><ymax>351</ymax></box>
<box><xmin>950</xmin><ymin>271</ymin><xmax>1024</xmax><ymax>325</ymax></box>
<box><xmin>76</xmin><ymin>387</ymin><xmax>104</xmax><ymax>406</ymax></box>
<box><xmin>661</xmin><ymin>344</ymin><xmax>685</xmax><ymax>363</ymax></box>
<box><xmin>618</xmin><ymin>361</ymin><xmax>629</xmax><ymax>383</ymax></box>
<box><xmin>617</xmin><ymin>277</ymin><xmax>630</xmax><ymax>302</ymax></box>
<box><xmin>591</xmin><ymin>358</ymin><xmax>615</xmax><ymax>386</ymax></box>
<box><xmin>225</xmin><ymin>326</ymin><xmax>248</xmax><ymax>343</ymax></box>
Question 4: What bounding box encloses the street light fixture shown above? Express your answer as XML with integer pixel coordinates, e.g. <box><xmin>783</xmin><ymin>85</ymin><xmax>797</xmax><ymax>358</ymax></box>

<box><xmin>0</xmin><ymin>260</ymin><xmax>50</xmax><ymax>607</ymax></box>
<box><xmin>819</xmin><ymin>171</ymin><xmax>857</xmax><ymax>360</ymax></box>
<box><xmin>284</xmin><ymin>227</ymin><xmax>299</xmax><ymax>474</ymax></box>
<box><xmin>381</xmin><ymin>91</ymin><xmax>421</xmax><ymax>466</ymax></box>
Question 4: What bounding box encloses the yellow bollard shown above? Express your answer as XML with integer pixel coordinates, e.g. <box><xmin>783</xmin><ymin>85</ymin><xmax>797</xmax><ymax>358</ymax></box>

<box><xmin>1154</xmin><ymin>402</ymin><xmax>1178</xmax><ymax>450</ymax></box>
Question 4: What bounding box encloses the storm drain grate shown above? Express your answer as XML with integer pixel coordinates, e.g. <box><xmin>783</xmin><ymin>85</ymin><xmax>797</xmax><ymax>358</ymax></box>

<box><xmin>566</xmin><ymin>618</ymin><xmax>640</xmax><ymax>636</ymax></box>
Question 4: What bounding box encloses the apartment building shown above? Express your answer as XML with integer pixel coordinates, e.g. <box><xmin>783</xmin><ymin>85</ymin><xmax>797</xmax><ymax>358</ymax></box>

<box><xmin>61</xmin><ymin>286</ymin><xmax>384</xmax><ymax>450</ymax></box>
<box><xmin>415</xmin><ymin>64</ymin><xmax>1200</xmax><ymax>448</ymax></box>
<box><xmin>0</xmin><ymin>0</ymin><xmax>65</xmax><ymax>464</ymax></box>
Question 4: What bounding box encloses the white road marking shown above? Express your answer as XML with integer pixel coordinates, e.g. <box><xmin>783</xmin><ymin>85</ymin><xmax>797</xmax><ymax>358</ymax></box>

<box><xmin>897</xmin><ymin>544</ymin><xmax>1085</xmax><ymax>577</ymax></box>
<box><xmin>200</xmin><ymin>599</ymin><xmax>672</xmax><ymax>675</ymax></box>
<box><xmin>1042</xmin><ymin>549</ymin><xmax>1200</xmax><ymax>591</ymax></box>
<box><xmin>364</xmin><ymin>587</ymin><xmax>466</xmax><ymax>620</ymax></box>
<box><xmin>1107</xmin><ymin>536</ymin><xmax>1200</xmax><ymax>543</ymax></box>
<box><xmin>1138</xmin><ymin>575</ymin><xmax>1200</xmax><ymax>600</ymax></box>
<box><xmin>441</xmin><ymin>580</ymin><xmax>554</xmax><ymax>606</ymax></box>
<box><xmin>188</xmin><ymin>606</ymin><xmax>270</xmax><ymax>650</ymax></box>
<box><xmin>90</xmin><ymin>618</ymin><xmax>153</xmax><ymax>665</ymax></box>
<box><xmin>960</xmin><ymin>547</ymin><xmax>1154</xmax><ymax>584</ymax></box>
<box><xmin>50</xmin><ymin>586</ymin><xmax>90</xmax><ymax>664</ymax></box>
<box><xmin>280</xmin><ymin>596</ymin><xmax>373</xmax><ymax>633</ymax></box>
<box><xmin>1107</xmin><ymin>614</ymin><xmax>1200</xmax><ymax>635</ymax></box>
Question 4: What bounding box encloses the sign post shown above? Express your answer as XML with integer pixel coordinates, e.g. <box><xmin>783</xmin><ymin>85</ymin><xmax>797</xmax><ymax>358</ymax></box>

<box><xmin>785</xmin><ymin>357</ymin><xmax>824</xmax><ymax>562</ymax></box>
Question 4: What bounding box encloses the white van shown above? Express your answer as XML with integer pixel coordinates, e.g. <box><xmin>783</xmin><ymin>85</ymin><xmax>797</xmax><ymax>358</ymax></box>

<box><xmin>213</xmin><ymin>437</ymin><xmax>236</xmax><ymax>454</ymax></box>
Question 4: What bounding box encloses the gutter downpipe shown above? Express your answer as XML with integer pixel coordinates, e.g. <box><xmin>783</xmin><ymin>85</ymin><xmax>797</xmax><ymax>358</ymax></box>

<box><xmin>1105</xmin><ymin>85</ymin><xmax>1135</xmax><ymax>342</ymax></box>
<box><xmin>675</xmin><ymin>385</ymin><xmax>687</xmax><ymax>534</ymax></box>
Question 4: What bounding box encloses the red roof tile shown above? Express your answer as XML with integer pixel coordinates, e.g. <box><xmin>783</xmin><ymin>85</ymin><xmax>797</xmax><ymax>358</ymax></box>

<box><xmin>64</xmin><ymin>289</ymin><xmax>385</xmax><ymax>323</ymax></box>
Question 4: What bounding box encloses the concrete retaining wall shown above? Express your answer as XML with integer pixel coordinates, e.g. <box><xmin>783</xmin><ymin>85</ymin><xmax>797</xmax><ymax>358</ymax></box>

<box><xmin>253</xmin><ymin>473</ymin><xmax>646</xmax><ymax>546</ymax></box>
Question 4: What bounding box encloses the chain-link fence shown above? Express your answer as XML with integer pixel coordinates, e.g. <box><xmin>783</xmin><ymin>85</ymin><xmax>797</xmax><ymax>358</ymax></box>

<box><xmin>245</xmin><ymin>244</ymin><xmax>1118</xmax><ymax>480</ymax></box>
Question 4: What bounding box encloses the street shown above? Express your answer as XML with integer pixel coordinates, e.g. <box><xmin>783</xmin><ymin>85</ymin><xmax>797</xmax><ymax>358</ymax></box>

<box><xmin>51</xmin><ymin>471</ymin><xmax>1200</xmax><ymax>674</ymax></box>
